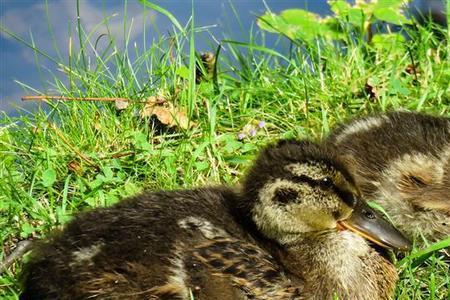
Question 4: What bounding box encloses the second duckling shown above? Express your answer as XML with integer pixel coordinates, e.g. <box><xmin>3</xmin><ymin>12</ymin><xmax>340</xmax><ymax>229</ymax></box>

<box><xmin>20</xmin><ymin>140</ymin><xmax>410</xmax><ymax>300</ymax></box>
<box><xmin>326</xmin><ymin>111</ymin><xmax>450</xmax><ymax>242</ymax></box>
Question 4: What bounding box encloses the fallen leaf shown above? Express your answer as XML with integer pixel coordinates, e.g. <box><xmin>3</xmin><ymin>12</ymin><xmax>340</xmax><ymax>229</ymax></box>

<box><xmin>115</xmin><ymin>99</ymin><xmax>129</xmax><ymax>111</ymax></box>
<box><xmin>140</xmin><ymin>96</ymin><xmax>168</xmax><ymax>118</ymax></box>
<box><xmin>152</xmin><ymin>106</ymin><xmax>173</xmax><ymax>125</ymax></box>
<box><xmin>140</xmin><ymin>96</ymin><xmax>194</xmax><ymax>130</ymax></box>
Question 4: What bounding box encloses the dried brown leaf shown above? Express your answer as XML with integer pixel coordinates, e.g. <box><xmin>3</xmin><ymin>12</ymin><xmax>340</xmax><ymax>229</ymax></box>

<box><xmin>115</xmin><ymin>99</ymin><xmax>129</xmax><ymax>111</ymax></box>
<box><xmin>171</xmin><ymin>109</ymin><xmax>191</xmax><ymax>129</ymax></box>
<box><xmin>140</xmin><ymin>97</ymin><xmax>194</xmax><ymax>130</ymax></box>
<box><xmin>152</xmin><ymin>106</ymin><xmax>173</xmax><ymax>125</ymax></box>
<box><xmin>405</xmin><ymin>64</ymin><xmax>415</xmax><ymax>75</ymax></box>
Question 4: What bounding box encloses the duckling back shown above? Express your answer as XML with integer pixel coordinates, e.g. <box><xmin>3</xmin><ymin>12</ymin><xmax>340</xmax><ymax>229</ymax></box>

<box><xmin>20</xmin><ymin>187</ymin><xmax>300</xmax><ymax>300</ymax></box>
<box><xmin>327</xmin><ymin>111</ymin><xmax>450</xmax><ymax>241</ymax></box>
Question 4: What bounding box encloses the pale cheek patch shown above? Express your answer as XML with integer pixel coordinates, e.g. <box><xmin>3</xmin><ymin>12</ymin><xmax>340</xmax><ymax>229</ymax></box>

<box><xmin>375</xmin><ymin>186</ymin><xmax>450</xmax><ymax>239</ymax></box>
<box><xmin>381</xmin><ymin>152</ymin><xmax>445</xmax><ymax>196</ymax></box>
<box><xmin>297</xmin><ymin>191</ymin><xmax>347</xmax><ymax>230</ymax></box>
<box><xmin>295</xmin><ymin>207</ymin><xmax>337</xmax><ymax>230</ymax></box>
<box><xmin>253</xmin><ymin>179</ymin><xmax>345</xmax><ymax>243</ymax></box>
<box><xmin>253</xmin><ymin>179</ymin><xmax>312</xmax><ymax>241</ymax></box>
<box><xmin>373</xmin><ymin>154</ymin><xmax>435</xmax><ymax>217</ymax></box>
<box><xmin>375</xmin><ymin>148</ymin><xmax>450</xmax><ymax>240</ymax></box>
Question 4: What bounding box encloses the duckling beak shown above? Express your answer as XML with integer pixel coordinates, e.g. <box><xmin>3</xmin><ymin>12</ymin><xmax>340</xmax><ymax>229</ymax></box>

<box><xmin>337</xmin><ymin>201</ymin><xmax>412</xmax><ymax>251</ymax></box>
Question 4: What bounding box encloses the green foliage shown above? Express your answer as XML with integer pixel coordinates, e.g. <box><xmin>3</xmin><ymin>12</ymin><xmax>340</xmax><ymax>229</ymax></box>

<box><xmin>371</xmin><ymin>32</ymin><xmax>405</xmax><ymax>50</ymax></box>
<box><xmin>258</xmin><ymin>9</ymin><xmax>337</xmax><ymax>42</ymax></box>
<box><xmin>398</xmin><ymin>238</ymin><xmax>450</xmax><ymax>268</ymax></box>
<box><xmin>41</xmin><ymin>168</ymin><xmax>57</xmax><ymax>188</ymax></box>
<box><xmin>258</xmin><ymin>0</ymin><xmax>411</xmax><ymax>46</ymax></box>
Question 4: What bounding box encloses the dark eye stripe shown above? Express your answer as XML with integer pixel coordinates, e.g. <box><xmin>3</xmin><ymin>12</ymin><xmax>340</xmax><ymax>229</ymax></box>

<box><xmin>289</xmin><ymin>175</ymin><xmax>329</xmax><ymax>189</ymax></box>
<box><xmin>333</xmin><ymin>189</ymin><xmax>357</xmax><ymax>208</ymax></box>
<box><xmin>289</xmin><ymin>174</ymin><xmax>317</xmax><ymax>186</ymax></box>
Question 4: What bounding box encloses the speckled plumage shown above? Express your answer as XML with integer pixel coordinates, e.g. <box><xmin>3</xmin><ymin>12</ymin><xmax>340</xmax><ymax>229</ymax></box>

<box><xmin>327</xmin><ymin>111</ymin><xmax>450</xmax><ymax>241</ymax></box>
<box><xmin>20</xmin><ymin>187</ymin><xmax>276</xmax><ymax>300</ymax></box>
<box><xmin>20</xmin><ymin>140</ymin><xmax>401</xmax><ymax>300</ymax></box>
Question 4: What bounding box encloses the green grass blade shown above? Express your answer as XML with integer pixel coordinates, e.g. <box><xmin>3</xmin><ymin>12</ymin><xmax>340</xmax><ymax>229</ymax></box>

<box><xmin>398</xmin><ymin>237</ymin><xmax>450</xmax><ymax>268</ymax></box>
<box><xmin>138</xmin><ymin>0</ymin><xmax>184</xmax><ymax>33</ymax></box>
<box><xmin>187</xmin><ymin>1</ymin><xmax>196</xmax><ymax>120</ymax></box>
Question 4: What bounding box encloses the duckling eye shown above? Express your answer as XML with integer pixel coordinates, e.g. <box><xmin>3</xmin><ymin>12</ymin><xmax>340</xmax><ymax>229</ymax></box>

<box><xmin>319</xmin><ymin>177</ymin><xmax>333</xmax><ymax>189</ymax></box>
<box><xmin>363</xmin><ymin>209</ymin><xmax>376</xmax><ymax>220</ymax></box>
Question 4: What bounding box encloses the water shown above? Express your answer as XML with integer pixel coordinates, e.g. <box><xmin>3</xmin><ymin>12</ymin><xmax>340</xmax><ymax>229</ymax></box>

<box><xmin>0</xmin><ymin>0</ymin><xmax>330</xmax><ymax>116</ymax></box>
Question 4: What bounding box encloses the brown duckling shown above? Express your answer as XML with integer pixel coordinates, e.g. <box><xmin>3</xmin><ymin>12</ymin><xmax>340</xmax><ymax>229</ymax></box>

<box><xmin>20</xmin><ymin>140</ymin><xmax>410</xmax><ymax>300</ymax></box>
<box><xmin>238</xmin><ymin>140</ymin><xmax>410</xmax><ymax>300</ymax></box>
<box><xmin>326</xmin><ymin>111</ymin><xmax>450</xmax><ymax>242</ymax></box>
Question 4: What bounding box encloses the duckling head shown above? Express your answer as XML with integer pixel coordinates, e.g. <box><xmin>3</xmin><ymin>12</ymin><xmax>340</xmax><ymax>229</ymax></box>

<box><xmin>242</xmin><ymin>140</ymin><xmax>411</xmax><ymax>251</ymax></box>
<box><xmin>374</xmin><ymin>151</ymin><xmax>450</xmax><ymax>240</ymax></box>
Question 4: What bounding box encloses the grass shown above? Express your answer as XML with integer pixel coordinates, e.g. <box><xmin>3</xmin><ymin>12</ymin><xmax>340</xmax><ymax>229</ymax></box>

<box><xmin>1</xmin><ymin>1</ymin><xmax>450</xmax><ymax>299</ymax></box>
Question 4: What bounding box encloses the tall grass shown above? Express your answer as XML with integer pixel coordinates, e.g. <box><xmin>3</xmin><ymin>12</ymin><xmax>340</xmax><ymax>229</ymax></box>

<box><xmin>1</xmin><ymin>0</ymin><xmax>449</xmax><ymax>299</ymax></box>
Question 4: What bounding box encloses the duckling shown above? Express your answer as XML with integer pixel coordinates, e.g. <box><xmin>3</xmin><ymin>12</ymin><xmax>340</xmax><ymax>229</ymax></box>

<box><xmin>237</xmin><ymin>140</ymin><xmax>410</xmax><ymax>300</ymax></box>
<box><xmin>20</xmin><ymin>140</ymin><xmax>410</xmax><ymax>300</ymax></box>
<box><xmin>326</xmin><ymin>111</ymin><xmax>450</xmax><ymax>242</ymax></box>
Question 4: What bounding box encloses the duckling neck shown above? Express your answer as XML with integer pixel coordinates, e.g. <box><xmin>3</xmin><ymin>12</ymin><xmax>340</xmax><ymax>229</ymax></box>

<box><xmin>278</xmin><ymin>230</ymin><xmax>397</xmax><ymax>300</ymax></box>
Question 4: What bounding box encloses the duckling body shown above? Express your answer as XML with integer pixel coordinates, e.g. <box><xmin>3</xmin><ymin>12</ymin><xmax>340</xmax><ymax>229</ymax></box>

<box><xmin>21</xmin><ymin>187</ymin><xmax>281</xmax><ymax>300</ymax></box>
<box><xmin>279</xmin><ymin>231</ymin><xmax>396</xmax><ymax>299</ymax></box>
<box><xmin>20</xmin><ymin>141</ymin><xmax>409</xmax><ymax>300</ymax></box>
<box><xmin>326</xmin><ymin>111</ymin><xmax>450</xmax><ymax>241</ymax></box>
